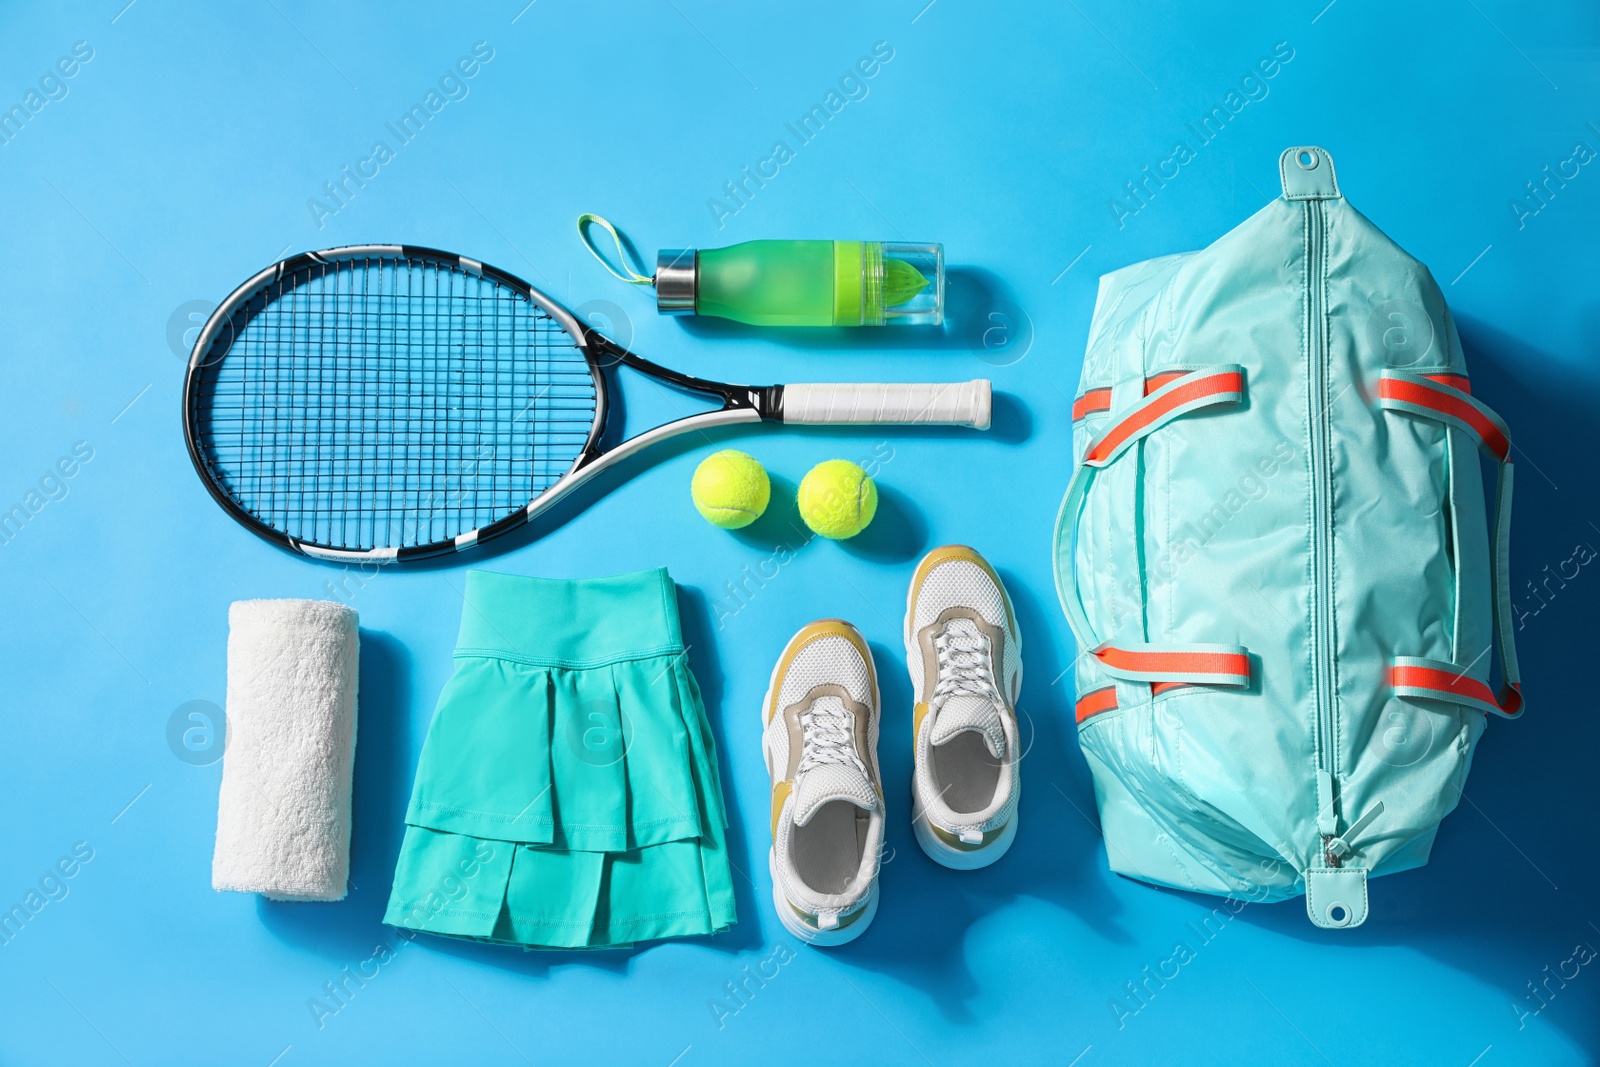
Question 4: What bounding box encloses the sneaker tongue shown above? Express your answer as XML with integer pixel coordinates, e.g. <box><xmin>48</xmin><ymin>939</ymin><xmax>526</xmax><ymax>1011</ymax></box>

<box><xmin>930</xmin><ymin>694</ymin><xmax>1004</xmax><ymax>759</ymax></box>
<box><xmin>793</xmin><ymin>763</ymin><xmax>877</xmax><ymax>825</ymax></box>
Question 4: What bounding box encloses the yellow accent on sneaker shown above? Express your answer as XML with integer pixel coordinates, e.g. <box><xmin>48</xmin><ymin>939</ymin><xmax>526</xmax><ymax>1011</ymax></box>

<box><xmin>771</xmin><ymin>779</ymin><xmax>792</xmax><ymax>836</ymax></box>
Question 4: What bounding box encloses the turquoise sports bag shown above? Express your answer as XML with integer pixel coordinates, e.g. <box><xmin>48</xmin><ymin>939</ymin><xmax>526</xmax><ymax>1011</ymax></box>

<box><xmin>1054</xmin><ymin>146</ymin><xmax>1523</xmax><ymax>929</ymax></box>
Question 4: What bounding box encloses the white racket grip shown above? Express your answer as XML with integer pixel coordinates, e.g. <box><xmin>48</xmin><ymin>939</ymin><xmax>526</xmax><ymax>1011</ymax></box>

<box><xmin>780</xmin><ymin>380</ymin><xmax>991</xmax><ymax>429</ymax></box>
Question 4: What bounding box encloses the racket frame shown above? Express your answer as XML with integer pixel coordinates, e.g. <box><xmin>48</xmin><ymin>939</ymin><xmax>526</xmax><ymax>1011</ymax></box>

<box><xmin>184</xmin><ymin>245</ymin><xmax>976</xmax><ymax>563</ymax></box>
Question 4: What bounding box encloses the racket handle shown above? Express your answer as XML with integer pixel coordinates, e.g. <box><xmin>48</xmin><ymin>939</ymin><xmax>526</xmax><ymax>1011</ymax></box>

<box><xmin>780</xmin><ymin>380</ymin><xmax>991</xmax><ymax>429</ymax></box>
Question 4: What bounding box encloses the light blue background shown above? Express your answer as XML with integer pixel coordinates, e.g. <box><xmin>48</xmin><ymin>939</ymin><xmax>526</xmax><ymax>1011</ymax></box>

<box><xmin>2</xmin><ymin>2</ymin><xmax>1597</xmax><ymax>1064</ymax></box>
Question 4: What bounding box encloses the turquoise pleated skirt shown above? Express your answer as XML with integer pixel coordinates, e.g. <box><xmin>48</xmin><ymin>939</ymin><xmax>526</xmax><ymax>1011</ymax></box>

<box><xmin>384</xmin><ymin>568</ymin><xmax>736</xmax><ymax>949</ymax></box>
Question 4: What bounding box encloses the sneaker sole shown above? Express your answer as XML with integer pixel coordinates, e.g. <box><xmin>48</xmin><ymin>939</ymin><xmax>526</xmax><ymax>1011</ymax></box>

<box><xmin>911</xmin><ymin>805</ymin><xmax>1018</xmax><ymax>870</ymax></box>
<box><xmin>768</xmin><ymin>851</ymin><xmax>880</xmax><ymax>946</ymax></box>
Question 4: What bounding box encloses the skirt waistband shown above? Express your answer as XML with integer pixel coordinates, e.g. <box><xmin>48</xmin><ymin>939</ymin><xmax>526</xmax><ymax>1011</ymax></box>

<box><xmin>456</xmin><ymin>568</ymin><xmax>683</xmax><ymax>667</ymax></box>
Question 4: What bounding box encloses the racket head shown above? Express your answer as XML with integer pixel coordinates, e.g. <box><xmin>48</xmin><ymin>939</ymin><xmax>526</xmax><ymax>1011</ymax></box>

<box><xmin>183</xmin><ymin>246</ymin><xmax>609</xmax><ymax>561</ymax></box>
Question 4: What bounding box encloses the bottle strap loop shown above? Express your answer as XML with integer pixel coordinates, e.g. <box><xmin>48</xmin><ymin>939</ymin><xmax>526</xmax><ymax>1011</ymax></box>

<box><xmin>576</xmin><ymin>214</ymin><xmax>653</xmax><ymax>285</ymax></box>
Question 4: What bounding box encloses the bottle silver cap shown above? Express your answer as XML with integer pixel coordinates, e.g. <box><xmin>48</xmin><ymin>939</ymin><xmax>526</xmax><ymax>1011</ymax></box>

<box><xmin>655</xmin><ymin>250</ymin><xmax>697</xmax><ymax>315</ymax></box>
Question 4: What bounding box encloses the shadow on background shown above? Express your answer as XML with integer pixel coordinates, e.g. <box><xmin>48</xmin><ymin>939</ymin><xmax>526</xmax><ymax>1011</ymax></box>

<box><xmin>823</xmin><ymin>570</ymin><xmax>1135</xmax><ymax>1022</ymax></box>
<box><xmin>839</xmin><ymin>482</ymin><xmax>926</xmax><ymax>565</ymax></box>
<box><xmin>1214</xmin><ymin>319</ymin><xmax>1600</xmax><ymax>1050</ymax></box>
<box><xmin>731</xmin><ymin>472</ymin><xmax>806</xmax><ymax>553</ymax></box>
<box><xmin>257</xmin><ymin>629</ymin><xmax>414</xmax><ymax>958</ymax></box>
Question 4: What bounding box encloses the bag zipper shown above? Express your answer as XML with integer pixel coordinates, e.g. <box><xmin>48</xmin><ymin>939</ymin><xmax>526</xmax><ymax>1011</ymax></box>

<box><xmin>1304</xmin><ymin>199</ymin><xmax>1342</xmax><ymax>867</ymax></box>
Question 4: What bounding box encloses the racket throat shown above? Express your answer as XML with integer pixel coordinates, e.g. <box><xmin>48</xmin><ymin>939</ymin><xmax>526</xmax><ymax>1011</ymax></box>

<box><xmin>585</xmin><ymin>329</ymin><xmax>780</xmax><ymax>419</ymax></box>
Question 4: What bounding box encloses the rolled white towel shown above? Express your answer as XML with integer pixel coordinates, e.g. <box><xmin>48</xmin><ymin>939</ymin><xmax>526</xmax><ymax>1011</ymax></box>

<box><xmin>213</xmin><ymin>599</ymin><xmax>359</xmax><ymax>901</ymax></box>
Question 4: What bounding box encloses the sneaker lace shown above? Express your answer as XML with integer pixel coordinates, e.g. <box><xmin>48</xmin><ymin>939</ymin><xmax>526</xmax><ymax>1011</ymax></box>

<box><xmin>931</xmin><ymin>620</ymin><xmax>999</xmax><ymax>708</ymax></box>
<box><xmin>797</xmin><ymin>700</ymin><xmax>866</xmax><ymax>775</ymax></box>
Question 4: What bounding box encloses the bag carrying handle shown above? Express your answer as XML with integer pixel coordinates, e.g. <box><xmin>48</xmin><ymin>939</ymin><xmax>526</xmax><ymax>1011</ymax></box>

<box><xmin>1378</xmin><ymin>370</ymin><xmax>1523</xmax><ymax>718</ymax></box>
<box><xmin>1055</xmin><ymin>367</ymin><xmax>1253</xmax><ymax>689</ymax></box>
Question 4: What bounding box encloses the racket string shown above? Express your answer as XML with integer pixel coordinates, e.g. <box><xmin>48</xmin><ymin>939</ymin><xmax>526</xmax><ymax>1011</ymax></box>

<box><xmin>195</xmin><ymin>255</ymin><xmax>598</xmax><ymax>551</ymax></box>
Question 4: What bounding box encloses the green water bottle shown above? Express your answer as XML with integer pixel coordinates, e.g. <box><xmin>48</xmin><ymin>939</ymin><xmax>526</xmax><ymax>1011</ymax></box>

<box><xmin>655</xmin><ymin>240</ymin><xmax>944</xmax><ymax>326</ymax></box>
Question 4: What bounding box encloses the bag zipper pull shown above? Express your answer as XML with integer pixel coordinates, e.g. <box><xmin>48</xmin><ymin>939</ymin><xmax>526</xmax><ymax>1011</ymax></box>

<box><xmin>1326</xmin><ymin>801</ymin><xmax>1385</xmax><ymax>863</ymax></box>
<box><xmin>1316</xmin><ymin>768</ymin><xmax>1338</xmax><ymax>837</ymax></box>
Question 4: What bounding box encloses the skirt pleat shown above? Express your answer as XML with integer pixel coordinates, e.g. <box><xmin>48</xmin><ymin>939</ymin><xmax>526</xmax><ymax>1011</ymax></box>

<box><xmin>384</xmin><ymin>826</ymin><xmax>516</xmax><ymax>939</ymax></box>
<box><xmin>611</xmin><ymin>655</ymin><xmax>706</xmax><ymax>847</ymax></box>
<box><xmin>403</xmin><ymin>658</ymin><xmax>556</xmax><ymax>844</ymax></box>
<box><xmin>545</xmin><ymin>663</ymin><xmax>632</xmax><ymax>853</ymax></box>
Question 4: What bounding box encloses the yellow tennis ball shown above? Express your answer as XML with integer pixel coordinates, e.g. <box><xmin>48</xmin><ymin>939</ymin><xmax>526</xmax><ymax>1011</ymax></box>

<box><xmin>798</xmin><ymin>459</ymin><xmax>878</xmax><ymax>540</ymax></box>
<box><xmin>691</xmin><ymin>450</ymin><xmax>770</xmax><ymax>529</ymax></box>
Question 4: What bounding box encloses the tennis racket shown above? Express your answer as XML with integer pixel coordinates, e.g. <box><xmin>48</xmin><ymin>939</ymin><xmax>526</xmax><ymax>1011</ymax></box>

<box><xmin>183</xmin><ymin>245</ymin><xmax>991</xmax><ymax>562</ymax></box>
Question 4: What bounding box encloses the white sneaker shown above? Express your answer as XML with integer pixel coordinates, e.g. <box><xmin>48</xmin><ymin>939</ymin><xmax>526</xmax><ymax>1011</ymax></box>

<box><xmin>762</xmin><ymin>619</ymin><xmax>883</xmax><ymax>945</ymax></box>
<box><xmin>904</xmin><ymin>545</ymin><xmax>1022</xmax><ymax>869</ymax></box>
